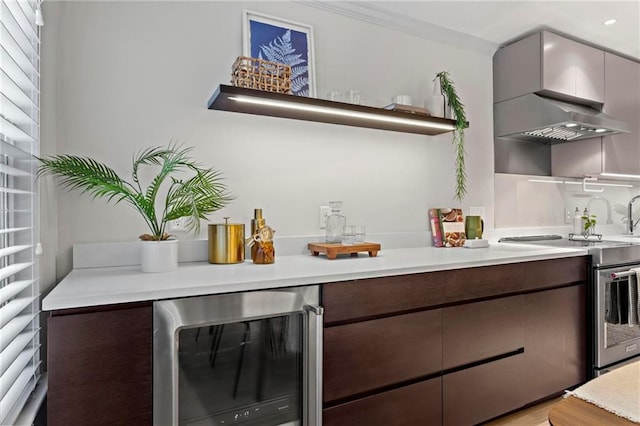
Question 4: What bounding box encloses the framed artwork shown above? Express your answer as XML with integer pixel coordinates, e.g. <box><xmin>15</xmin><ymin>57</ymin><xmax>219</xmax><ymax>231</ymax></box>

<box><xmin>242</xmin><ymin>10</ymin><xmax>316</xmax><ymax>97</ymax></box>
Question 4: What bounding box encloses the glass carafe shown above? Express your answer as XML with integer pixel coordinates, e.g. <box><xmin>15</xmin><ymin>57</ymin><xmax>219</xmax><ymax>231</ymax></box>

<box><xmin>326</xmin><ymin>201</ymin><xmax>346</xmax><ymax>243</ymax></box>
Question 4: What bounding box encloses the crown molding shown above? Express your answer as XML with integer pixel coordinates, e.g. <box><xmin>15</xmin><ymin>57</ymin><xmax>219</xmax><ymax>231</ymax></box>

<box><xmin>296</xmin><ymin>0</ymin><xmax>498</xmax><ymax>57</ymax></box>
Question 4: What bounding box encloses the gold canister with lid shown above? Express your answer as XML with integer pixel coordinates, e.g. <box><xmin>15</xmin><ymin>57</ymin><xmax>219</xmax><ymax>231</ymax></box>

<box><xmin>208</xmin><ymin>217</ymin><xmax>245</xmax><ymax>264</ymax></box>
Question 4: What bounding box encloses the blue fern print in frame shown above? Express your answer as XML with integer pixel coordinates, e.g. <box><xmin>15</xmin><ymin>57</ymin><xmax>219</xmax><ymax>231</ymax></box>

<box><xmin>250</xmin><ymin>20</ymin><xmax>310</xmax><ymax>96</ymax></box>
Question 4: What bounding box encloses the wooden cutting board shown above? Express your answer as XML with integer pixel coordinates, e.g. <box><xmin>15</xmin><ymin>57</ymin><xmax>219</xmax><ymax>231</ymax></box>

<box><xmin>308</xmin><ymin>242</ymin><xmax>381</xmax><ymax>260</ymax></box>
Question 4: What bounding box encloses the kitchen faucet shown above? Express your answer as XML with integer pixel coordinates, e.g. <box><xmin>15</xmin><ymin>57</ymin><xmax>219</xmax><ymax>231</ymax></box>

<box><xmin>587</xmin><ymin>196</ymin><xmax>613</xmax><ymax>225</ymax></box>
<box><xmin>628</xmin><ymin>194</ymin><xmax>640</xmax><ymax>234</ymax></box>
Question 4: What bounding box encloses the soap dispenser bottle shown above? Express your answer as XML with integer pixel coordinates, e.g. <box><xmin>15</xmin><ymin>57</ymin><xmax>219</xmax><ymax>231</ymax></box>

<box><xmin>572</xmin><ymin>207</ymin><xmax>582</xmax><ymax>235</ymax></box>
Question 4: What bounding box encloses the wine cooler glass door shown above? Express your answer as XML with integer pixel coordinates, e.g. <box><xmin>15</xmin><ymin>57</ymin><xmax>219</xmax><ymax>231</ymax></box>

<box><xmin>154</xmin><ymin>286</ymin><xmax>322</xmax><ymax>426</ymax></box>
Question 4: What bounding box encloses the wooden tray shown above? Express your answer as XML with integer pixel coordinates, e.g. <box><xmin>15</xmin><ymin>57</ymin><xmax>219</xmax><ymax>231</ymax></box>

<box><xmin>308</xmin><ymin>242</ymin><xmax>381</xmax><ymax>260</ymax></box>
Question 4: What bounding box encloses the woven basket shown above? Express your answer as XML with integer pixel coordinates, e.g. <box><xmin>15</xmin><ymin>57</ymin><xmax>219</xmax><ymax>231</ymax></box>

<box><xmin>231</xmin><ymin>56</ymin><xmax>291</xmax><ymax>94</ymax></box>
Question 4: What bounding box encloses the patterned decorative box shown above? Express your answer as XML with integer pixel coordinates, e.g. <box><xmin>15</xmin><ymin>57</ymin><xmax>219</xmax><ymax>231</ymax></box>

<box><xmin>231</xmin><ymin>56</ymin><xmax>291</xmax><ymax>94</ymax></box>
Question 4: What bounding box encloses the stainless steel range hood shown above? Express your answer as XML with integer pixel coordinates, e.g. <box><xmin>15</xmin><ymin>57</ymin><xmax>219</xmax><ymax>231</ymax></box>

<box><xmin>495</xmin><ymin>93</ymin><xmax>630</xmax><ymax>143</ymax></box>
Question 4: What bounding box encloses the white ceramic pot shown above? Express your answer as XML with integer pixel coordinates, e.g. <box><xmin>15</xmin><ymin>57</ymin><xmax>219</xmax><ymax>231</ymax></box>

<box><xmin>140</xmin><ymin>239</ymin><xmax>178</xmax><ymax>273</ymax></box>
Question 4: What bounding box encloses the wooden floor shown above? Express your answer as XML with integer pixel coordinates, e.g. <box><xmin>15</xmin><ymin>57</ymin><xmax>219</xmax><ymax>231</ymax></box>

<box><xmin>484</xmin><ymin>397</ymin><xmax>562</xmax><ymax>426</ymax></box>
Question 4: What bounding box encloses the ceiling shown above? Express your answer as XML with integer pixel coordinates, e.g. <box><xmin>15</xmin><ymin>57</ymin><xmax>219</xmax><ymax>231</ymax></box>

<box><xmin>303</xmin><ymin>1</ymin><xmax>640</xmax><ymax>61</ymax></box>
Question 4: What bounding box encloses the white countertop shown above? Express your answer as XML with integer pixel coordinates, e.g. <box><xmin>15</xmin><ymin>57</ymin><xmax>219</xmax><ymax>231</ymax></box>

<box><xmin>42</xmin><ymin>244</ymin><xmax>588</xmax><ymax>311</ymax></box>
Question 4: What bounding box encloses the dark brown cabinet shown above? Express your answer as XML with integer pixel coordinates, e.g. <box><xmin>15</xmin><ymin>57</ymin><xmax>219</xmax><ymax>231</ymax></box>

<box><xmin>442</xmin><ymin>295</ymin><xmax>524</xmax><ymax>369</ymax></box>
<box><xmin>324</xmin><ymin>309</ymin><xmax>442</xmax><ymax>403</ymax></box>
<box><xmin>47</xmin><ymin>304</ymin><xmax>152</xmax><ymax>426</ymax></box>
<box><xmin>324</xmin><ymin>377</ymin><xmax>442</xmax><ymax>426</ymax></box>
<box><xmin>322</xmin><ymin>256</ymin><xmax>588</xmax><ymax>425</ymax></box>
<box><xmin>521</xmin><ymin>284</ymin><xmax>587</xmax><ymax>403</ymax></box>
<box><xmin>46</xmin><ymin>256</ymin><xmax>588</xmax><ymax>426</ymax></box>
<box><xmin>443</xmin><ymin>353</ymin><xmax>526</xmax><ymax>425</ymax></box>
<box><xmin>322</xmin><ymin>273</ymin><xmax>443</xmax><ymax>325</ymax></box>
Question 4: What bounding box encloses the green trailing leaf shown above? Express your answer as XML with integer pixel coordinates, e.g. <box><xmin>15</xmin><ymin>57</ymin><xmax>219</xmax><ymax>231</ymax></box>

<box><xmin>36</xmin><ymin>143</ymin><xmax>234</xmax><ymax>241</ymax></box>
<box><xmin>436</xmin><ymin>71</ymin><xmax>468</xmax><ymax>202</ymax></box>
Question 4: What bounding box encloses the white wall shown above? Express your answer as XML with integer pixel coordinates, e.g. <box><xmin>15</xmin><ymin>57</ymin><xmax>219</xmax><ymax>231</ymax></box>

<box><xmin>40</xmin><ymin>1</ymin><xmax>495</xmax><ymax>286</ymax></box>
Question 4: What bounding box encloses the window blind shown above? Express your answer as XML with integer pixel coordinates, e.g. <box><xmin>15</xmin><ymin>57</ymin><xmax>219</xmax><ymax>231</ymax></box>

<box><xmin>0</xmin><ymin>0</ymin><xmax>41</xmax><ymax>424</ymax></box>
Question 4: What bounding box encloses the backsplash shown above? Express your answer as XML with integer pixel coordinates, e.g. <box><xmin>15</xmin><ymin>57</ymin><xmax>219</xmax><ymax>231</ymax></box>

<box><xmin>495</xmin><ymin>173</ymin><xmax>638</xmax><ymax>234</ymax></box>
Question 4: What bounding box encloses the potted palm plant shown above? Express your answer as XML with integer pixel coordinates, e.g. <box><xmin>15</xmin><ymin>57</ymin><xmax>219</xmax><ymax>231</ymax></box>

<box><xmin>435</xmin><ymin>71</ymin><xmax>468</xmax><ymax>202</ymax></box>
<box><xmin>37</xmin><ymin>143</ymin><xmax>233</xmax><ymax>272</ymax></box>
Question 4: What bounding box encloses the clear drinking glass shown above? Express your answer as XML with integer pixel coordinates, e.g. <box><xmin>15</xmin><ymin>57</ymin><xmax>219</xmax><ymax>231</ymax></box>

<box><xmin>341</xmin><ymin>225</ymin><xmax>356</xmax><ymax>245</ymax></box>
<box><xmin>327</xmin><ymin>91</ymin><xmax>345</xmax><ymax>102</ymax></box>
<box><xmin>347</xmin><ymin>90</ymin><xmax>362</xmax><ymax>105</ymax></box>
<box><xmin>354</xmin><ymin>225</ymin><xmax>366</xmax><ymax>243</ymax></box>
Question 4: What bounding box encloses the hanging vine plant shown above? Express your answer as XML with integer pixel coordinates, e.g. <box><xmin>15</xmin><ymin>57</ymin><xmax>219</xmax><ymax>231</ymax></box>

<box><xmin>435</xmin><ymin>71</ymin><xmax>468</xmax><ymax>201</ymax></box>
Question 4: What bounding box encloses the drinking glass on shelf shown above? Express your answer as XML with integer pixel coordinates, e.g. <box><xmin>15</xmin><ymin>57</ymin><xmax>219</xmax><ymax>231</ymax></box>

<box><xmin>341</xmin><ymin>225</ymin><xmax>356</xmax><ymax>245</ymax></box>
<box><xmin>327</xmin><ymin>91</ymin><xmax>345</xmax><ymax>102</ymax></box>
<box><xmin>347</xmin><ymin>90</ymin><xmax>363</xmax><ymax>105</ymax></box>
<box><xmin>354</xmin><ymin>225</ymin><xmax>366</xmax><ymax>243</ymax></box>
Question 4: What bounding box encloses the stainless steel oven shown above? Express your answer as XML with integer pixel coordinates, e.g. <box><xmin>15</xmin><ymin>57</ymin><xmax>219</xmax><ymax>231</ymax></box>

<box><xmin>153</xmin><ymin>286</ymin><xmax>322</xmax><ymax>426</ymax></box>
<box><xmin>594</xmin><ymin>265</ymin><xmax>640</xmax><ymax>375</ymax></box>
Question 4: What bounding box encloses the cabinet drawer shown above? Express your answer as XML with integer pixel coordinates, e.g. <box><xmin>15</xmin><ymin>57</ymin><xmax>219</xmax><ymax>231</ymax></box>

<box><xmin>519</xmin><ymin>257</ymin><xmax>588</xmax><ymax>292</ymax></box>
<box><xmin>323</xmin><ymin>377</ymin><xmax>442</xmax><ymax>426</ymax></box>
<box><xmin>324</xmin><ymin>309</ymin><xmax>442</xmax><ymax>403</ymax></box>
<box><xmin>323</xmin><ymin>274</ymin><xmax>443</xmax><ymax>324</ymax></box>
<box><xmin>442</xmin><ymin>257</ymin><xmax>588</xmax><ymax>303</ymax></box>
<box><xmin>443</xmin><ymin>295</ymin><xmax>524</xmax><ymax>369</ymax></box>
<box><xmin>443</xmin><ymin>353</ymin><xmax>526</xmax><ymax>425</ymax></box>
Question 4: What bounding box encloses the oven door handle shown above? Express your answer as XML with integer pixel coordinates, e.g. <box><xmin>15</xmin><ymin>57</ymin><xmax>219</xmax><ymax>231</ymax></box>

<box><xmin>610</xmin><ymin>270</ymin><xmax>638</xmax><ymax>279</ymax></box>
<box><xmin>304</xmin><ymin>305</ymin><xmax>323</xmax><ymax>426</ymax></box>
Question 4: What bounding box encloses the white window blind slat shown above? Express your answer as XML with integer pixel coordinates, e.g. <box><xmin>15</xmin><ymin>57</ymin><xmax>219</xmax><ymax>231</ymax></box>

<box><xmin>0</xmin><ymin>209</ymin><xmax>30</xmax><ymax>213</ymax></box>
<box><xmin>0</xmin><ymin>278</ymin><xmax>33</xmax><ymax>304</ymax></box>
<box><xmin>0</xmin><ymin>5</ymin><xmax>39</xmax><ymax>79</ymax></box>
<box><xmin>1</xmin><ymin>91</ymin><xmax>39</xmax><ymax>136</ymax></box>
<box><xmin>0</xmin><ymin>162</ymin><xmax>32</xmax><ymax>177</ymax></box>
<box><xmin>0</xmin><ymin>295</ymin><xmax>35</xmax><ymax>328</ymax></box>
<box><xmin>0</xmin><ymin>347</ymin><xmax>31</xmax><ymax>399</ymax></box>
<box><xmin>0</xmin><ymin>0</ymin><xmax>40</xmax><ymax>423</ymax></box>
<box><xmin>1</xmin><ymin>63</ymin><xmax>39</xmax><ymax>110</ymax></box>
<box><xmin>0</xmin><ymin>23</ymin><xmax>38</xmax><ymax>86</ymax></box>
<box><xmin>0</xmin><ymin>311</ymin><xmax>36</xmax><ymax>353</ymax></box>
<box><xmin>0</xmin><ymin>48</ymin><xmax>40</xmax><ymax>101</ymax></box>
<box><xmin>0</xmin><ymin>361</ymin><xmax>38</xmax><ymax>424</ymax></box>
<box><xmin>0</xmin><ymin>186</ymin><xmax>33</xmax><ymax>195</ymax></box>
<box><xmin>0</xmin><ymin>115</ymin><xmax>36</xmax><ymax>144</ymax></box>
<box><xmin>0</xmin><ymin>188</ymin><xmax>32</xmax><ymax>197</ymax></box>
<box><xmin>0</xmin><ymin>226</ymin><xmax>29</xmax><ymax>235</ymax></box>
<box><xmin>5</xmin><ymin>0</ymin><xmax>38</xmax><ymax>46</ymax></box>
<box><xmin>0</xmin><ymin>262</ymin><xmax>33</xmax><ymax>282</ymax></box>
<box><xmin>0</xmin><ymin>138</ymin><xmax>33</xmax><ymax>159</ymax></box>
<box><xmin>0</xmin><ymin>328</ymin><xmax>37</xmax><ymax>376</ymax></box>
<box><xmin>0</xmin><ymin>186</ymin><xmax>32</xmax><ymax>195</ymax></box>
<box><xmin>0</xmin><ymin>244</ymin><xmax>31</xmax><ymax>259</ymax></box>
<box><xmin>1</xmin><ymin>2</ymin><xmax>37</xmax><ymax>63</ymax></box>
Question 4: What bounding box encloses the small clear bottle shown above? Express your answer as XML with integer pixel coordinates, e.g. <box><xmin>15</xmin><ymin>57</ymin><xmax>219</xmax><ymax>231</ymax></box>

<box><xmin>326</xmin><ymin>201</ymin><xmax>346</xmax><ymax>243</ymax></box>
<box><xmin>572</xmin><ymin>207</ymin><xmax>582</xmax><ymax>235</ymax></box>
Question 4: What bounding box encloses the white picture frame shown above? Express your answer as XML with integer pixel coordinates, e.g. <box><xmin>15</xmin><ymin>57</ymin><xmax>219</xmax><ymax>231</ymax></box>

<box><xmin>242</xmin><ymin>10</ymin><xmax>316</xmax><ymax>97</ymax></box>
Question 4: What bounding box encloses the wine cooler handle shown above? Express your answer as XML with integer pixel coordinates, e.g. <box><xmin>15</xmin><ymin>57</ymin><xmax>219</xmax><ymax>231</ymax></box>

<box><xmin>304</xmin><ymin>305</ymin><xmax>324</xmax><ymax>426</ymax></box>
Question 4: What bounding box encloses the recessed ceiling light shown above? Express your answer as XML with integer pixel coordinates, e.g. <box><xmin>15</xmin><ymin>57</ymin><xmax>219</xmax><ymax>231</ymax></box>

<box><xmin>604</xmin><ymin>18</ymin><xmax>617</xmax><ymax>26</ymax></box>
<box><xmin>595</xmin><ymin>128</ymin><xmax>607</xmax><ymax>133</ymax></box>
<box><xmin>565</xmin><ymin>123</ymin><xmax>577</xmax><ymax>127</ymax></box>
